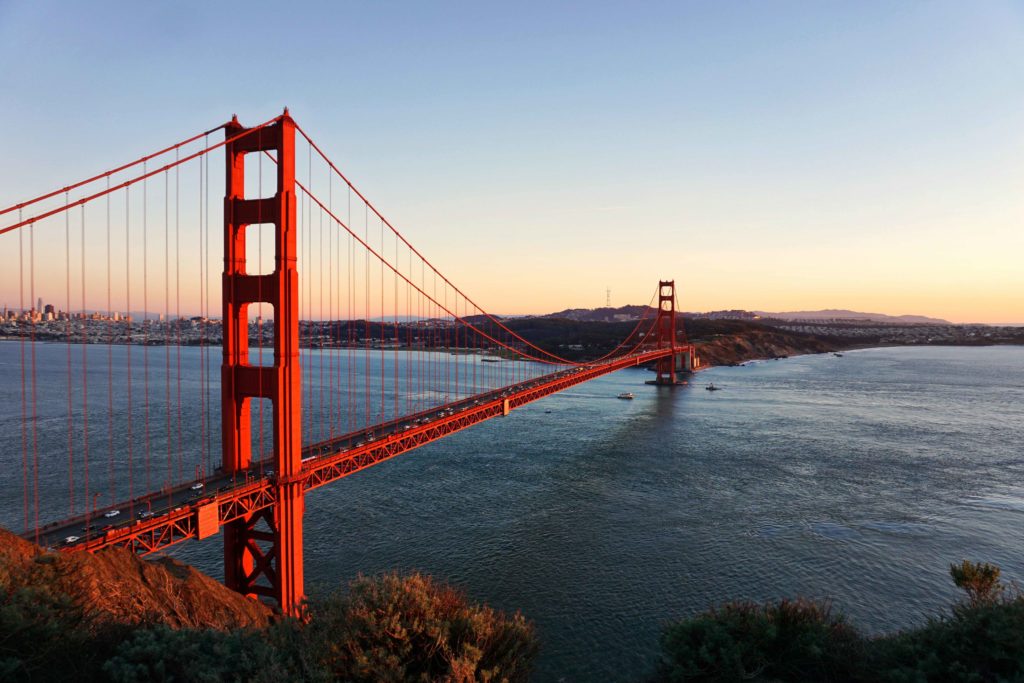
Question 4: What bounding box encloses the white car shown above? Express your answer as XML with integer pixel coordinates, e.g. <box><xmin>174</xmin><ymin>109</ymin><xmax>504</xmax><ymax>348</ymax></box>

<box><xmin>138</xmin><ymin>510</ymin><xmax>154</xmax><ymax>519</ymax></box>
<box><xmin>103</xmin><ymin>509</ymin><xmax>121</xmax><ymax>518</ymax></box>
<box><xmin>190</xmin><ymin>482</ymin><xmax>204</xmax><ymax>491</ymax></box>
<box><xmin>64</xmin><ymin>535</ymin><xmax>80</xmax><ymax>544</ymax></box>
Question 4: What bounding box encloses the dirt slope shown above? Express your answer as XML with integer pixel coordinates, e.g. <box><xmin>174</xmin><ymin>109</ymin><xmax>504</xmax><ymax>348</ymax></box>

<box><xmin>0</xmin><ymin>527</ymin><xmax>270</xmax><ymax>629</ymax></box>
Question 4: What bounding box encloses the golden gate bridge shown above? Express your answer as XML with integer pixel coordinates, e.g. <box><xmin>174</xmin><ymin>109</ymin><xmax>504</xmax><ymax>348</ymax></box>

<box><xmin>0</xmin><ymin>110</ymin><xmax>696</xmax><ymax>615</ymax></box>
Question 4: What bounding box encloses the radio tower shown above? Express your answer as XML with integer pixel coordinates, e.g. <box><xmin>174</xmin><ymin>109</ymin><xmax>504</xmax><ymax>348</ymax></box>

<box><xmin>605</xmin><ymin>287</ymin><xmax>611</xmax><ymax>308</ymax></box>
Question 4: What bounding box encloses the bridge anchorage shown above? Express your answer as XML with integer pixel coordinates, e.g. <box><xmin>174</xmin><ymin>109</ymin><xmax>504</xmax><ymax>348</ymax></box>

<box><xmin>3</xmin><ymin>108</ymin><xmax>697</xmax><ymax>618</ymax></box>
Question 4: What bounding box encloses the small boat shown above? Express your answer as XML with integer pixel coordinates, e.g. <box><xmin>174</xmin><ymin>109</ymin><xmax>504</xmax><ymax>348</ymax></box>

<box><xmin>481</xmin><ymin>357</ymin><xmax>502</xmax><ymax>363</ymax></box>
<box><xmin>705</xmin><ymin>383</ymin><xmax>721</xmax><ymax>391</ymax></box>
<box><xmin>617</xmin><ymin>392</ymin><xmax>634</xmax><ymax>400</ymax></box>
<box><xmin>833</xmin><ymin>352</ymin><xmax>844</xmax><ymax>357</ymax></box>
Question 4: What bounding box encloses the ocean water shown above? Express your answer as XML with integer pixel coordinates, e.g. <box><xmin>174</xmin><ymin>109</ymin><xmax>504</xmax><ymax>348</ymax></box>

<box><xmin>2</xmin><ymin>344</ymin><xmax>1023</xmax><ymax>680</ymax></box>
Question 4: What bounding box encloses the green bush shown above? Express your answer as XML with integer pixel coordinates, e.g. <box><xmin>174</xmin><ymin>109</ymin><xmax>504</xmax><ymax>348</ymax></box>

<box><xmin>870</xmin><ymin>561</ymin><xmax>1024</xmax><ymax>681</ymax></box>
<box><xmin>655</xmin><ymin>598</ymin><xmax>862</xmax><ymax>682</ymax></box>
<box><xmin>656</xmin><ymin>561</ymin><xmax>1024</xmax><ymax>682</ymax></box>
<box><xmin>102</xmin><ymin>625</ymin><xmax>303</xmax><ymax>683</ymax></box>
<box><xmin>0</xmin><ymin>585</ymin><xmax>94</xmax><ymax>681</ymax></box>
<box><xmin>871</xmin><ymin>598</ymin><xmax>1024</xmax><ymax>682</ymax></box>
<box><xmin>304</xmin><ymin>572</ymin><xmax>538</xmax><ymax>683</ymax></box>
<box><xmin>0</xmin><ymin>568</ymin><xmax>537</xmax><ymax>682</ymax></box>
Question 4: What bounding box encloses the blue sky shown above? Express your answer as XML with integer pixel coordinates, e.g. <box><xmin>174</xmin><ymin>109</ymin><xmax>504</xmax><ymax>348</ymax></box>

<box><xmin>2</xmin><ymin>1</ymin><xmax>1022</xmax><ymax>322</ymax></box>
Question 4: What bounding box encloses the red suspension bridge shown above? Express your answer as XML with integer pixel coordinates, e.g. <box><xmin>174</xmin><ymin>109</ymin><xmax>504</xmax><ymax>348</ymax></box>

<box><xmin>0</xmin><ymin>110</ymin><xmax>697</xmax><ymax>615</ymax></box>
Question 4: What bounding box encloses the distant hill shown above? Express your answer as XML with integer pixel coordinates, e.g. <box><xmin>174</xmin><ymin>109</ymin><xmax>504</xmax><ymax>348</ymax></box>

<box><xmin>540</xmin><ymin>305</ymin><xmax>656</xmax><ymax>322</ymax></box>
<box><xmin>535</xmin><ymin>305</ymin><xmax>950</xmax><ymax>326</ymax></box>
<box><xmin>756</xmin><ymin>309</ymin><xmax>951</xmax><ymax>324</ymax></box>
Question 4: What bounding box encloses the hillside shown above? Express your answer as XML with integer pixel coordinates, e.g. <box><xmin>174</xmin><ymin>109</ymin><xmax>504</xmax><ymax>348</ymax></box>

<box><xmin>0</xmin><ymin>527</ymin><xmax>270</xmax><ymax>630</ymax></box>
<box><xmin>756</xmin><ymin>308</ymin><xmax>951</xmax><ymax>324</ymax></box>
<box><xmin>0</xmin><ymin>527</ymin><xmax>538</xmax><ymax>681</ymax></box>
<box><xmin>692</xmin><ymin>329</ymin><xmax>836</xmax><ymax>366</ymax></box>
<box><xmin>501</xmin><ymin>316</ymin><xmax>837</xmax><ymax>366</ymax></box>
<box><xmin>541</xmin><ymin>305</ymin><xmax>656</xmax><ymax>322</ymax></box>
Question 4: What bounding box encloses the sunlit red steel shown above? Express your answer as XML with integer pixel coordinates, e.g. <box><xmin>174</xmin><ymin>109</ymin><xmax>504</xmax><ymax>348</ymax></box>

<box><xmin>66</xmin><ymin>347</ymin><xmax>674</xmax><ymax>561</ymax></box>
<box><xmin>4</xmin><ymin>110</ymin><xmax>701</xmax><ymax>619</ymax></box>
<box><xmin>222</xmin><ymin>111</ymin><xmax>304</xmax><ymax>615</ymax></box>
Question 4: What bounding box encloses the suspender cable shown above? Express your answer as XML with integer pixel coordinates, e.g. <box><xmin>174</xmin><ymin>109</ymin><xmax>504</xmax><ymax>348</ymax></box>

<box><xmin>328</xmin><ymin>169</ymin><xmax>335</xmax><ymax>440</ymax></box>
<box><xmin>65</xmin><ymin>192</ymin><xmax>75</xmax><ymax>515</ymax></box>
<box><xmin>394</xmin><ymin>230</ymin><xmax>399</xmax><ymax>422</ymax></box>
<box><xmin>379</xmin><ymin>216</ymin><xmax>385</xmax><ymax>422</ymax></box>
<box><xmin>197</xmin><ymin>138</ymin><xmax>206</xmax><ymax>479</ymax></box>
<box><xmin>142</xmin><ymin>164</ymin><xmax>151</xmax><ymax>506</ymax></box>
<box><xmin>320</xmin><ymin>195</ymin><xmax>325</xmax><ymax>441</ymax></box>
<box><xmin>19</xmin><ymin>211</ymin><xmax>28</xmax><ymax>532</ymax></box>
<box><xmin>364</xmin><ymin>204</ymin><xmax>370</xmax><ymax>427</ymax></box>
<box><xmin>30</xmin><ymin>221</ymin><xmax>39</xmax><ymax>543</ymax></box>
<box><xmin>165</xmin><ymin>169</ymin><xmax>172</xmax><ymax>490</ymax></box>
<box><xmin>107</xmin><ymin>179</ymin><xmax>114</xmax><ymax>513</ymax></box>
<box><xmin>80</xmin><ymin>204</ymin><xmax>90</xmax><ymax>524</ymax></box>
<box><xmin>175</xmin><ymin>151</ymin><xmax>183</xmax><ymax>485</ymax></box>
<box><xmin>124</xmin><ymin>188</ymin><xmax>133</xmax><ymax>517</ymax></box>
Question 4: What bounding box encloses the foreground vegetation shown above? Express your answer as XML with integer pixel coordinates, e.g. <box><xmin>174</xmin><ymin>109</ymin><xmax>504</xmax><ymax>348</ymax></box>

<box><xmin>4</xmin><ymin>551</ymin><xmax>1024</xmax><ymax>681</ymax></box>
<box><xmin>654</xmin><ymin>561</ymin><xmax>1024</xmax><ymax>682</ymax></box>
<box><xmin>0</xmin><ymin>570</ymin><xmax>537</xmax><ymax>682</ymax></box>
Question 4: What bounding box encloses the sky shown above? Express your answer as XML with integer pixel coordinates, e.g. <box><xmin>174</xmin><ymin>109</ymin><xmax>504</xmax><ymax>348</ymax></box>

<box><xmin>1</xmin><ymin>1</ymin><xmax>1022</xmax><ymax>323</ymax></box>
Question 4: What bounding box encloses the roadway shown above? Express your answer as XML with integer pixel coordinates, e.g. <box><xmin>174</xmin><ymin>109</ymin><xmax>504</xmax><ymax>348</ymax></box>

<box><xmin>29</xmin><ymin>350</ymin><xmax>672</xmax><ymax>553</ymax></box>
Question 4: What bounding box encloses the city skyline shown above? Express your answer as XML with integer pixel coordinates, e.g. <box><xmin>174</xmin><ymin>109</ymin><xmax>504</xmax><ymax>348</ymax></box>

<box><xmin>1</xmin><ymin>2</ymin><xmax>1022</xmax><ymax>324</ymax></box>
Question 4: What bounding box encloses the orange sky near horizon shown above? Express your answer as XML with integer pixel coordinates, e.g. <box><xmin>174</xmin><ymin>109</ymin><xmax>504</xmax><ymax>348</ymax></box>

<box><xmin>2</xmin><ymin>3</ymin><xmax>1023</xmax><ymax>326</ymax></box>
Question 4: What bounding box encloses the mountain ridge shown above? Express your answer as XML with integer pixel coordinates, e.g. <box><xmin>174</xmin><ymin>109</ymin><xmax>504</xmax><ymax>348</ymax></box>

<box><xmin>536</xmin><ymin>305</ymin><xmax>950</xmax><ymax>325</ymax></box>
<box><xmin>755</xmin><ymin>309</ymin><xmax>951</xmax><ymax>324</ymax></box>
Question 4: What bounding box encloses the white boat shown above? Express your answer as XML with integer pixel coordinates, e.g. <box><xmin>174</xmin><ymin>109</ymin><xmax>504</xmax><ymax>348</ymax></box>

<box><xmin>617</xmin><ymin>392</ymin><xmax>634</xmax><ymax>400</ymax></box>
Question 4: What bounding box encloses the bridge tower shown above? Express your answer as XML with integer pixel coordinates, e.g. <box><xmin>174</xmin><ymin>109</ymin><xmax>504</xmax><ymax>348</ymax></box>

<box><xmin>654</xmin><ymin>280</ymin><xmax>680</xmax><ymax>385</ymax></box>
<box><xmin>221</xmin><ymin>111</ymin><xmax>304</xmax><ymax>615</ymax></box>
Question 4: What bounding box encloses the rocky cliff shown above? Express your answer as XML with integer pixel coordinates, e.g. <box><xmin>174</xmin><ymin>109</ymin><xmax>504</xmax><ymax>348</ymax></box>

<box><xmin>693</xmin><ymin>329</ymin><xmax>837</xmax><ymax>367</ymax></box>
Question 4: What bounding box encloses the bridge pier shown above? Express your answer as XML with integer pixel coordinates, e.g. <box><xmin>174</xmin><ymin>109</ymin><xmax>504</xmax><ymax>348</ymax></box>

<box><xmin>222</xmin><ymin>111</ymin><xmax>304</xmax><ymax>616</ymax></box>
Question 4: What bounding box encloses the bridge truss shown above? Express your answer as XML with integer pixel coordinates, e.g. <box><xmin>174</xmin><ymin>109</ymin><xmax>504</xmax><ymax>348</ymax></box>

<box><xmin>0</xmin><ymin>110</ymin><xmax>696</xmax><ymax>614</ymax></box>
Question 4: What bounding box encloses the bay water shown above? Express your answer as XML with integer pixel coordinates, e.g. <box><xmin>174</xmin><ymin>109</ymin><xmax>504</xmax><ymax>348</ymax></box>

<box><xmin>2</xmin><ymin>343</ymin><xmax>1022</xmax><ymax>680</ymax></box>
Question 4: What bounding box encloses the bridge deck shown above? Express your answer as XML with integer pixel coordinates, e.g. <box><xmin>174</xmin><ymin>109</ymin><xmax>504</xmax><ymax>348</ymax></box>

<box><xmin>31</xmin><ymin>348</ymin><xmax>676</xmax><ymax>554</ymax></box>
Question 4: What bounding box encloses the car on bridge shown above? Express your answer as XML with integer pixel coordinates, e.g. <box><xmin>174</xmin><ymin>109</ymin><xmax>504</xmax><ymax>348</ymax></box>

<box><xmin>103</xmin><ymin>509</ymin><xmax>121</xmax><ymax>518</ymax></box>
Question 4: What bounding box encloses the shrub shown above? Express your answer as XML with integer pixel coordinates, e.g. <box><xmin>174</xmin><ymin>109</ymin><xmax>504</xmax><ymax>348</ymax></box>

<box><xmin>950</xmin><ymin>560</ymin><xmax>1005</xmax><ymax>607</ymax></box>
<box><xmin>304</xmin><ymin>572</ymin><xmax>538</xmax><ymax>683</ymax></box>
<box><xmin>655</xmin><ymin>598</ymin><xmax>862</xmax><ymax>682</ymax></box>
<box><xmin>102</xmin><ymin>625</ymin><xmax>302</xmax><ymax>683</ymax></box>
<box><xmin>0</xmin><ymin>584</ymin><xmax>96</xmax><ymax>681</ymax></box>
<box><xmin>872</xmin><ymin>598</ymin><xmax>1024</xmax><ymax>681</ymax></box>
